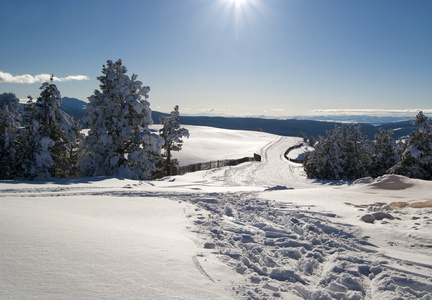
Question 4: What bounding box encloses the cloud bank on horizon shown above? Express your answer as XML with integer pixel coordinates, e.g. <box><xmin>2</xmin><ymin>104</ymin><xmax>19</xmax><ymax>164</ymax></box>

<box><xmin>310</xmin><ymin>108</ymin><xmax>432</xmax><ymax>116</ymax></box>
<box><xmin>181</xmin><ymin>107</ymin><xmax>431</xmax><ymax>118</ymax></box>
<box><xmin>0</xmin><ymin>71</ymin><xmax>89</xmax><ymax>84</ymax></box>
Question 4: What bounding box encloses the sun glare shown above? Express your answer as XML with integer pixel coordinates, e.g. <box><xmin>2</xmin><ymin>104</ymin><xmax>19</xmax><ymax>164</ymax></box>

<box><xmin>229</xmin><ymin>0</ymin><xmax>247</xmax><ymax>6</ymax></box>
<box><xmin>212</xmin><ymin>0</ymin><xmax>264</xmax><ymax>40</ymax></box>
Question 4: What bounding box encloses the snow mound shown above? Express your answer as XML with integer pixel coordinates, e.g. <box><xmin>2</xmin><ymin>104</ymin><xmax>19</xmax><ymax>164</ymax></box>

<box><xmin>353</xmin><ymin>177</ymin><xmax>374</xmax><ymax>185</ymax></box>
<box><xmin>369</xmin><ymin>175</ymin><xmax>415</xmax><ymax>190</ymax></box>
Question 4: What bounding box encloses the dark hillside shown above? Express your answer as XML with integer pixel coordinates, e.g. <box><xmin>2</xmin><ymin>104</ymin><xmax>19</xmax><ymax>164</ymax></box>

<box><xmin>177</xmin><ymin>115</ymin><xmax>378</xmax><ymax>139</ymax></box>
<box><xmin>60</xmin><ymin>97</ymin><xmax>414</xmax><ymax>140</ymax></box>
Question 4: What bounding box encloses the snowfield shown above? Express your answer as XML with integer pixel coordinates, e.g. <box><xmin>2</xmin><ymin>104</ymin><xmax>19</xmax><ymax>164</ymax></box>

<box><xmin>165</xmin><ymin>125</ymin><xmax>278</xmax><ymax>166</ymax></box>
<box><xmin>1</xmin><ymin>126</ymin><xmax>431</xmax><ymax>299</ymax></box>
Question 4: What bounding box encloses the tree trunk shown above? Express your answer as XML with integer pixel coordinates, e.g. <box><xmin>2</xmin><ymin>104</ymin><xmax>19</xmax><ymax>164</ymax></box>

<box><xmin>166</xmin><ymin>146</ymin><xmax>171</xmax><ymax>176</ymax></box>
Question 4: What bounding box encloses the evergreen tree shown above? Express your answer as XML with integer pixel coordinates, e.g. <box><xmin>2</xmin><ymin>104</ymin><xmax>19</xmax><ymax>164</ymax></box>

<box><xmin>19</xmin><ymin>82</ymin><xmax>80</xmax><ymax>180</ymax></box>
<box><xmin>338</xmin><ymin>124</ymin><xmax>370</xmax><ymax>179</ymax></box>
<box><xmin>159</xmin><ymin>105</ymin><xmax>189</xmax><ymax>176</ymax></box>
<box><xmin>307</xmin><ymin>135</ymin><xmax>316</xmax><ymax>148</ymax></box>
<box><xmin>18</xmin><ymin>96</ymin><xmax>39</xmax><ymax>179</ymax></box>
<box><xmin>303</xmin><ymin>124</ymin><xmax>370</xmax><ymax>180</ymax></box>
<box><xmin>0</xmin><ymin>93</ymin><xmax>21</xmax><ymax>179</ymax></box>
<box><xmin>79</xmin><ymin>59</ymin><xmax>162</xmax><ymax>179</ymax></box>
<box><xmin>390</xmin><ymin>111</ymin><xmax>432</xmax><ymax>179</ymax></box>
<box><xmin>303</xmin><ymin>133</ymin><xmax>344</xmax><ymax>180</ymax></box>
<box><xmin>297</xmin><ymin>130</ymin><xmax>307</xmax><ymax>142</ymax></box>
<box><xmin>367</xmin><ymin>128</ymin><xmax>400</xmax><ymax>177</ymax></box>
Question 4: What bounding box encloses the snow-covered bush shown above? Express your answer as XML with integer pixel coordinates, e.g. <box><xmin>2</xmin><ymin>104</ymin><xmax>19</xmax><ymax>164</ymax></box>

<box><xmin>158</xmin><ymin>105</ymin><xmax>189</xmax><ymax>176</ymax></box>
<box><xmin>19</xmin><ymin>81</ymin><xmax>81</xmax><ymax>180</ymax></box>
<box><xmin>390</xmin><ymin>111</ymin><xmax>432</xmax><ymax>179</ymax></box>
<box><xmin>79</xmin><ymin>59</ymin><xmax>162</xmax><ymax>180</ymax></box>
<box><xmin>0</xmin><ymin>93</ymin><xmax>21</xmax><ymax>179</ymax></box>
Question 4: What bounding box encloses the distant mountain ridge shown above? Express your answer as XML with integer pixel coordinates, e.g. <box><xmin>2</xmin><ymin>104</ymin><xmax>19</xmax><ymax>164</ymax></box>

<box><xmin>61</xmin><ymin>97</ymin><xmax>87</xmax><ymax>125</ymax></box>
<box><xmin>60</xmin><ymin>97</ymin><xmax>416</xmax><ymax>139</ymax></box>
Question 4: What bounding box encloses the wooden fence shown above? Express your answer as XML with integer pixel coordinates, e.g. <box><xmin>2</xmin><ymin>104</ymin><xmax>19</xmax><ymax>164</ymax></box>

<box><xmin>179</xmin><ymin>154</ymin><xmax>261</xmax><ymax>175</ymax></box>
<box><xmin>284</xmin><ymin>143</ymin><xmax>307</xmax><ymax>164</ymax></box>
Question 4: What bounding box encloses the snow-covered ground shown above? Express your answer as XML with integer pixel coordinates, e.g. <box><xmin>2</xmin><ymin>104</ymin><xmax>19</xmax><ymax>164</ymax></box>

<box><xmin>157</xmin><ymin>125</ymin><xmax>278</xmax><ymax>166</ymax></box>
<box><xmin>1</xmin><ymin>126</ymin><xmax>431</xmax><ymax>299</ymax></box>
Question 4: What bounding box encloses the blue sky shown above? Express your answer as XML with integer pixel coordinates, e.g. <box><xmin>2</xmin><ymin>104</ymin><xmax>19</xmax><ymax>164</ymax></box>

<box><xmin>1</xmin><ymin>0</ymin><xmax>431</xmax><ymax>117</ymax></box>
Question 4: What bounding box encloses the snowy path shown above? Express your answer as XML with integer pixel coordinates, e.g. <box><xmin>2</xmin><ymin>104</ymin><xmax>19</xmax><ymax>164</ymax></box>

<box><xmin>179</xmin><ymin>189</ymin><xmax>432</xmax><ymax>299</ymax></box>
<box><xmin>215</xmin><ymin>136</ymin><xmax>312</xmax><ymax>189</ymax></box>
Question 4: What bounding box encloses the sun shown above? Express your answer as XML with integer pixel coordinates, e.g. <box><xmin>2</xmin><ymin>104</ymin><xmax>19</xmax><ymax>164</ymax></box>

<box><xmin>214</xmin><ymin>0</ymin><xmax>264</xmax><ymax>40</ymax></box>
<box><xmin>229</xmin><ymin>0</ymin><xmax>247</xmax><ymax>6</ymax></box>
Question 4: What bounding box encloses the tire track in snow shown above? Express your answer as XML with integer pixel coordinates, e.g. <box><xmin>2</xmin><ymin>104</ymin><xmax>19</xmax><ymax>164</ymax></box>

<box><xmin>217</xmin><ymin>136</ymin><xmax>311</xmax><ymax>188</ymax></box>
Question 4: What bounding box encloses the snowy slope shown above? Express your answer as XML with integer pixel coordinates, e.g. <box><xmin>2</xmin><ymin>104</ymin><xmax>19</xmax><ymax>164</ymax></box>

<box><xmin>1</xmin><ymin>126</ymin><xmax>431</xmax><ymax>299</ymax></box>
<box><xmin>152</xmin><ymin>125</ymin><xmax>278</xmax><ymax>166</ymax></box>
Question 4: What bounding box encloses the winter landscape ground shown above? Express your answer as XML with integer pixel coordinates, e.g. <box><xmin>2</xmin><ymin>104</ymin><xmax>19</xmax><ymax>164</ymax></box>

<box><xmin>1</xmin><ymin>125</ymin><xmax>431</xmax><ymax>299</ymax></box>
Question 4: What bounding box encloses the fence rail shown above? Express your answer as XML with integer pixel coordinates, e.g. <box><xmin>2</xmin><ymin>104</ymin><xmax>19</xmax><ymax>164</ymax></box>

<box><xmin>284</xmin><ymin>142</ymin><xmax>307</xmax><ymax>164</ymax></box>
<box><xmin>179</xmin><ymin>154</ymin><xmax>261</xmax><ymax>175</ymax></box>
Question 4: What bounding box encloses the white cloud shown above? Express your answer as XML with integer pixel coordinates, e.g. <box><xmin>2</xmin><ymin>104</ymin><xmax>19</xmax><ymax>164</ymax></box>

<box><xmin>182</xmin><ymin>108</ymin><xmax>234</xmax><ymax>116</ymax></box>
<box><xmin>0</xmin><ymin>71</ymin><xmax>89</xmax><ymax>83</ymax></box>
<box><xmin>197</xmin><ymin>108</ymin><xmax>215</xmax><ymax>113</ymax></box>
<box><xmin>310</xmin><ymin>108</ymin><xmax>432</xmax><ymax>116</ymax></box>
<box><xmin>196</xmin><ymin>108</ymin><xmax>232</xmax><ymax>114</ymax></box>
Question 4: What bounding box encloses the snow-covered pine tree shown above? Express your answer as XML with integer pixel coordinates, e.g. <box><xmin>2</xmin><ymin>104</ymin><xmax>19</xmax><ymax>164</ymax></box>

<box><xmin>338</xmin><ymin>124</ymin><xmax>370</xmax><ymax>180</ymax></box>
<box><xmin>159</xmin><ymin>105</ymin><xmax>189</xmax><ymax>176</ymax></box>
<box><xmin>303</xmin><ymin>124</ymin><xmax>370</xmax><ymax>180</ymax></box>
<box><xmin>367</xmin><ymin>128</ymin><xmax>400</xmax><ymax>178</ymax></box>
<box><xmin>303</xmin><ymin>132</ymin><xmax>344</xmax><ymax>180</ymax></box>
<box><xmin>19</xmin><ymin>81</ymin><xmax>81</xmax><ymax>180</ymax></box>
<box><xmin>79</xmin><ymin>59</ymin><xmax>162</xmax><ymax>179</ymax></box>
<box><xmin>297</xmin><ymin>130</ymin><xmax>307</xmax><ymax>142</ymax></box>
<box><xmin>307</xmin><ymin>135</ymin><xmax>316</xmax><ymax>148</ymax></box>
<box><xmin>390</xmin><ymin>111</ymin><xmax>432</xmax><ymax>179</ymax></box>
<box><xmin>0</xmin><ymin>93</ymin><xmax>22</xmax><ymax>179</ymax></box>
<box><xmin>18</xmin><ymin>96</ymin><xmax>39</xmax><ymax>179</ymax></box>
